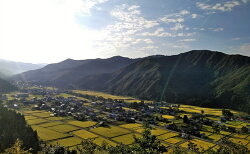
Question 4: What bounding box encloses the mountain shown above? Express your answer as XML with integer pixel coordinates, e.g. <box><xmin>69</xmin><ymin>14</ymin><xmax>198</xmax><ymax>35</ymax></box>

<box><xmin>0</xmin><ymin>78</ymin><xmax>16</xmax><ymax>93</ymax></box>
<box><xmin>78</xmin><ymin>50</ymin><xmax>250</xmax><ymax>113</ymax></box>
<box><xmin>0</xmin><ymin>59</ymin><xmax>46</xmax><ymax>77</ymax></box>
<box><xmin>11</xmin><ymin>56</ymin><xmax>139</xmax><ymax>87</ymax></box>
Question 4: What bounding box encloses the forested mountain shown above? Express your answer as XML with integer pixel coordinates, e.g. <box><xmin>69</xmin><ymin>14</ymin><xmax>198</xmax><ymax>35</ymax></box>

<box><xmin>11</xmin><ymin>50</ymin><xmax>250</xmax><ymax>112</ymax></box>
<box><xmin>0</xmin><ymin>78</ymin><xmax>16</xmax><ymax>93</ymax></box>
<box><xmin>11</xmin><ymin>56</ymin><xmax>139</xmax><ymax>87</ymax></box>
<box><xmin>78</xmin><ymin>50</ymin><xmax>250</xmax><ymax>113</ymax></box>
<box><xmin>0</xmin><ymin>59</ymin><xmax>45</xmax><ymax>77</ymax></box>
<box><xmin>0</xmin><ymin>107</ymin><xmax>39</xmax><ymax>153</ymax></box>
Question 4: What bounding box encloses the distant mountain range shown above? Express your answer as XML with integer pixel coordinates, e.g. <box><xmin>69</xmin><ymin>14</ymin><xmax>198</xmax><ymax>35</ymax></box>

<box><xmin>11</xmin><ymin>50</ymin><xmax>250</xmax><ymax>113</ymax></box>
<box><xmin>0</xmin><ymin>59</ymin><xmax>46</xmax><ymax>78</ymax></box>
<box><xmin>11</xmin><ymin>56</ymin><xmax>139</xmax><ymax>88</ymax></box>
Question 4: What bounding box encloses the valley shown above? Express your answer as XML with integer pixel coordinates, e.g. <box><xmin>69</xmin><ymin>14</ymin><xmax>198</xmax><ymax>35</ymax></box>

<box><xmin>1</xmin><ymin>83</ymin><xmax>249</xmax><ymax>153</ymax></box>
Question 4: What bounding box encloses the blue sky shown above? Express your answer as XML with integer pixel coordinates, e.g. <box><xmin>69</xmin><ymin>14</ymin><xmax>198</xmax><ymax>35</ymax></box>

<box><xmin>0</xmin><ymin>0</ymin><xmax>249</xmax><ymax>63</ymax></box>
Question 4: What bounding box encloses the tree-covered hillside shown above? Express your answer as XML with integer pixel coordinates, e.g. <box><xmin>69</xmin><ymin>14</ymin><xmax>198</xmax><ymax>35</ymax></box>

<box><xmin>0</xmin><ymin>106</ymin><xmax>39</xmax><ymax>153</ymax></box>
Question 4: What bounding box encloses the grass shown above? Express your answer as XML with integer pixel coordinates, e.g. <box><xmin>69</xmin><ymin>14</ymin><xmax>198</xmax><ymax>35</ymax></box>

<box><xmin>119</xmin><ymin>123</ymin><xmax>142</xmax><ymax>130</ymax></box>
<box><xmin>48</xmin><ymin>124</ymin><xmax>79</xmax><ymax>133</ymax></box>
<box><xmin>180</xmin><ymin>139</ymin><xmax>215</xmax><ymax>152</ymax></box>
<box><xmin>32</xmin><ymin>126</ymin><xmax>69</xmax><ymax>141</ymax></box>
<box><xmin>93</xmin><ymin>137</ymin><xmax>117</xmax><ymax>147</ymax></box>
<box><xmin>157</xmin><ymin>132</ymin><xmax>178</xmax><ymax>140</ymax></box>
<box><xmin>112</xmin><ymin>133</ymin><xmax>142</xmax><ymax>145</ymax></box>
<box><xmin>49</xmin><ymin>137</ymin><xmax>82</xmax><ymax>147</ymax></box>
<box><xmin>68</xmin><ymin>121</ymin><xmax>97</xmax><ymax>128</ymax></box>
<box><xmin>27</xmin><ymin>118</ymin><xmax>47</xmax><ymax>125</ymax></box>
<box><xmin>39</xmin><ymin>121</ymin><xmax>64</xmax><ymax>128</ymax></box>
<box><xmin>91</xmin><ymin>126</ymin><xmax>130</xmax><ymax>138</ymax></box>
<box><xmin>72</xmin><ymin>130</ymin><xmax>98</xmax><ymax>139</ymax></box>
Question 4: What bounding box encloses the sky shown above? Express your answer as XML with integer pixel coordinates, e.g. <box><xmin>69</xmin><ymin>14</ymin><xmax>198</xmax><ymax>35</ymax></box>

<box><xmin>0</xmin><ymin>0</ymin><xmax>250</xmax><ymax>63</ymax></box>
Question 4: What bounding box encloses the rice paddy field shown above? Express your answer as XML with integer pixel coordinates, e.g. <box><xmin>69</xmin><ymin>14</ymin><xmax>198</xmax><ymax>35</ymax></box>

<box><xmin>72</xmin><ymin>90</ymin><xmax>153</xmax><ymax>103</ymax></box>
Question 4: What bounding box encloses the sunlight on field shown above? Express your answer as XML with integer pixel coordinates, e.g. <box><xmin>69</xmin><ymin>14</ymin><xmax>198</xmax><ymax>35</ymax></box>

<box><xmin>162</xmin><ymin>115</ymin><xmax>175</xmax><ymax>119</ymax></box>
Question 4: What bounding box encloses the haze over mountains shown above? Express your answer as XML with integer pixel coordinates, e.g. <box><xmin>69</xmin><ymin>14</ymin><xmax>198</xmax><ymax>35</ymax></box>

<box><xmin>0</xmin><ymin>59</ymin><xmax>46</xmax><ymax>78</ymax></box>
<box><xmin>11</xmin><ymin>50</ymin><xmax>250</xmax><ymax>113</ymax></box>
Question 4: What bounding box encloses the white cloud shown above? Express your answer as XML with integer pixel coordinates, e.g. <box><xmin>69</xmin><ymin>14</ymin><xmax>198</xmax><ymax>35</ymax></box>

<box><xmin>160</xmin><ymin>17</ymin><xmax>184</xmax><ymax>23</ymax></box>
<box><xmin>179</xmin><ymin>10</ymin><xmax>190</xmax><ymax>15</ymax></box>
<box><xmin>93</xmin><ymin>4</ymin><xmax>159</xmax><ymax>54</ymax></box>
<box><xmin>196</xmin><ymin>1</ymin><xmax>241</xmax><ymax>12</ymax></box>
<box><xmin>209</xmin><ymin>27</ymin><xmax>224</xmax><ymax>32</ymax></box>
<box><xmin>180</xmin><ymin>38</ymin><xmax>196</xmax><ymax>42</ymax></box>
<box><xmin>232</xmin><ymin>37</ymin><xmax>241</xmax><ymax>40</ymax></box>
<box><xmin>171</xmin><ymin>23</ymin><xmax>185</xmax><ymax>31</ymax></box>
<box><xmin>191</xmin><ymin>14</ymin><xmax>198</xmax><ymax>19</ymax></box>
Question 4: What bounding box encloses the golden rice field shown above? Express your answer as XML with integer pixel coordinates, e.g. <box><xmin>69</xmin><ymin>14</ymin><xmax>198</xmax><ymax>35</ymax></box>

<box><xmin>164</xmin><ymin>137</ymin><xmax>182</xmax><ymax>144</ymax></box>
<box><xmin>31</xmin><ymin>125</ymin><xmax>69</xmax><ymax>141</ymax></box>
<box><xmin>48</xmin><ymin>124</ymin><xmax>79</xmax><ymax>133</ymax></box>
<box><xmin>208</xmin><ymin>134</ymin><xmax>224</xmax><ymax>141</ymax></box>
<box><xmin>73</xmin><ymin>90</ymin><xmax>134</xmax><ymax>100</ymax></box>
<box><xmin>135</xmin><ymin>128</ymin><xmax>169</xmax><ymax>136</ymax></box>
<box><xmin>157</xmin><ymin>132</ymin><xmax>178</xmax><ymax>140</ymax></box>
<box><xmin>49</xmin><ymin>137</ymin><xmax>82</xmax><ymax>147</ymax></box>
<box><xmin>119</xmin><ymin>123</ymin><xmax>142</xmax><ymax>130</ymax></box>
<box><xmin>180</xmin><ymin>139</ymin><xmax>215</xmax><ymax>152</ymax></box>
<box><xmin>38</xmin><ymin>121</ymin><xmax>63</xmax><ymax>127</ymax></box>
<box><xmin>91</xmin><ymin>126</ymin><xmax>130</xmax><ymax>138</ymax></box>
<box><xmin>32</xmin><ymin>111</ymin><xmax>51</xmax><ymax>118</ymax></box>
<box><xmin>72</xmin><ymin>129</ymin><xmax>98</xmax><ymax>139</ymax></box>
<box><xmin>162</xmin><ymin>115</ymin><xmax>175</xmax><ymax>119</ymax></box>
<box><xmin>93</xmin><ymin>137</ymin><xmax>117</xmax><ymax>147</ymax></box>
<box><xmin>67</xmin><ymin>120</ymin><xmax>97</xmax><ymax>128</ymax></box>
<box><xmin>229</xmin><ymin>138</ymin><xmax>249</xmax><ymax>146</ymax></box>
<box><xmin>26</xmin><ymin>118</ymin><xmax>48</xmax><ymax>125</ymax></box>
<box><xmin>112</xmin><ymin>133</ymin><xmax>142</xmax><ymax>145</ymax></box>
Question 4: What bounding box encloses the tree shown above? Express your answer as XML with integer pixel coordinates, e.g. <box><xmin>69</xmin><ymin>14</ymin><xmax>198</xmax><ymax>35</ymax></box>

<box><xmin>3</xmin><ymin>139</ymin><xmax>31</xmax><ymax>154</ymax></box>
<box><xmin>183</xmin><ymin>115</ymin><xmax>189</xmax><ymax>123</ymax></box>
